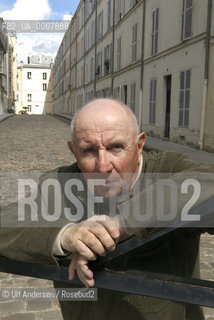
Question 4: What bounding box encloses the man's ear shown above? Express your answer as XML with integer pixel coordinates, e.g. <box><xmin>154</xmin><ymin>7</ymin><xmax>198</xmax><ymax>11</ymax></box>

<box><xmin>137</xmin><ymin>132</ymin><xmax>146</xmax><ymax>155</ymax></box>
<box><xmin>67</xmin><ymin>141</ymin><xmax>75</xmax><ymax>154</ymax></box>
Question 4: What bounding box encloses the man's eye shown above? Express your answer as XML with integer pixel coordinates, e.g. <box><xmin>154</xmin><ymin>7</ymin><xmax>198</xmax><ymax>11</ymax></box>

<box><xmin>83</xmin><ymin>148</ymin><xmax>95</xmax><ymax>154</ymax></box>
<box><xmin>109</xmin><ymin>144</ymin><xmax>124</xmax><ymax>151</ymax></box>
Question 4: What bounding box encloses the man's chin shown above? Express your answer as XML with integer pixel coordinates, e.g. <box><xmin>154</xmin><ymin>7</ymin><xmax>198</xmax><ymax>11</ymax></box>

<box><xmin>94</xmin><ymin>186</ymin><xmax>122</xmax><ymax>199</ymax></box>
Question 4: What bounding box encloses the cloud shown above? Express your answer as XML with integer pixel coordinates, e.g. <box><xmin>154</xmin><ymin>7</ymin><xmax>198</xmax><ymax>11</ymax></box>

<box><xmin>32</xmin><ymin>36</ymin><xmax>63</xmax><ymax>54</ymax></box>
<box><xmin>63</xmin><ymin>14</ymin><xmax>73</xmax><ymax>20</ymax></box>
<box><xmin>16</xmin><ymin>33</ymin><xmax>63</xmax><ymax>63</ymax></box>
<box><xmin>0</xmin><ymin>0</ymin><xmax>52</xmax><ymax>20</ymax></box>
<box><xmin>0</xmin><ymin>0</ymin><xmax>65</xmax><ymax>63</ymax></box>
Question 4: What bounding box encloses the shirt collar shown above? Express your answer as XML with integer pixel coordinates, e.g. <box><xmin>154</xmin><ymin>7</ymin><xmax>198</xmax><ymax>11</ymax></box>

<box><xmin>130</xmin><ymin>154</ymin><xmax>143</xmax><ymax>192</ymax></box>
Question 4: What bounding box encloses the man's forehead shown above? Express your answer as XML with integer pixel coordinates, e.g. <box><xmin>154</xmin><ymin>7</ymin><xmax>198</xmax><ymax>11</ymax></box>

<box><xmin>76</xmin><ymin>101</ymin><xmax>128</xmax><ymax>124</ymax></box>
<box><xmin>77</xmin><ymin>130</ymin><xmax>127</xmax><ymax>146</ymax></box>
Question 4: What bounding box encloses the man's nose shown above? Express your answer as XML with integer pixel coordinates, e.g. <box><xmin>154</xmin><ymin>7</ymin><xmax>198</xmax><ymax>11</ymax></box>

<box><xmin>96</xmin><ymin>149</ymin><xmax>113</xmax><ymax>173</ymax></box>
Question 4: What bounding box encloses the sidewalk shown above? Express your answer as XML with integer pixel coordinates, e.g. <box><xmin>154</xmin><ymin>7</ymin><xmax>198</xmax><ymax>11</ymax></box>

<box><xmin>0</xmin><ymin>114</ymin><xmax>14</xmax><ymax>123</ymax></box>
<box><xmin>145</xmin><ymin>136</ymin><xmax>214</xmax><ymax>163</ymax></box>
<box><xmin>54</xmin><ymin>113</ymin><xmax>214</xmax><ymax>163</ymax></box>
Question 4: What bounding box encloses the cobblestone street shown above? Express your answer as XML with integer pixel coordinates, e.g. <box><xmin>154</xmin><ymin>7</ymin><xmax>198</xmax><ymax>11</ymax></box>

<box><xmin>0</xmin><ymin>115</ymin><xmax>214</xmax><ymax>319</ymax></box>
<box><xmin>0</xmin><ymin>115</ymin><xmax>74</xmax><ymax>320</ymax></box>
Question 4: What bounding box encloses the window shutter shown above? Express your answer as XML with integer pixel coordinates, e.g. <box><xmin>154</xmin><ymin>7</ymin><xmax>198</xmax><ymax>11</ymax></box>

<box><xmin>182</xmin><ymin>0</ymin><xmax>193</xmax><ymax>40</ymax></box>
<box><xmin>108</xmin><ymin>0</ymin><xmax>111</xmax><ymax>30</ymax></box>
<box><xmin>101</xmin><ymin>10</ymin><xmax>103</xmax><ymax>37</ymax></box>
<box><xmin>149</xmin><ymin>78</ymin><xmax>157</xmax><ymax>123</ymax></box>
<box><xmin>179</xmin><ymin>69</ymin><xmax>191</xmax><ymax>127</ymax></box>
<box><xmin>152</xmin><ymin>7</ymin><xmax>159</xmax><ymax>55</ymax></box>
<box><xmin>109</xmin><ymin>43</ymin><xmax>112</xmax><ymax>71</ymax></box>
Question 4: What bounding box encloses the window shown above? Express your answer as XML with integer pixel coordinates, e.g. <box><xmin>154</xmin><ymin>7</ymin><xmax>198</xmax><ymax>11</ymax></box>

<box><xmin>115</xmin><ymin>0</ymin><xmax>125</xmax><ymax>24</ymax></box>
<box><xmin>28</xmin><ymin>105</ymin><xmax>31</xmax><ymax>112</ymax></box>
<box><xmin>130</xmin><ymin>83</ymin><xmax>136</xmax><ymax>112</ymax></box>
<box><xmin>182</xmin><ymin>0</ymin><xmax>193</xmax><ymax>40</ymax></box>
<box><xmin>43</xmin><ymin>83</ymin><xmax>47</xmax><ymax>91</ymax></box>
<box><xmin>130</xmin><ymin>0</ymin><xmax>138</xmax><ymax>9</ymax></box>
<box><xmin>152</xmin><ymin>7</ymin><xmax>159</xmax><ymax>55</ymax></box>
<box><xmin>179</xmin><ymin>69</ymin><xmax>191</xmax><ymax>127</ymax></box>
<box><xmin>85</xmin><ymin>28</ymin><xmax>90</xmax><ymax>52</ymax></box>
<box><xmin>90</xmin><ymin>56</ymin><xmax>94</xmax><ymax>81</ymax></box>
<box><xmin>0</xmin><ymin>50</ymin><xmax>3</xmax><ymax>73</ymax></box>
<box><xmin>97</xmin><ymin>11</ymin><xmax>103</xmax><ymax>40</ymax></box>
<box><xmin>149</xmin><ymin>78</ymin><xmax>157</xmax><ymax>124</ymax></box>
<box><xmin>107</xmin><ymin>0</ymin><xmax>111</xmax><ymax>30</ymax></box>
<box><xmin>104</xmin><ymin>45</ymin><xmax>110</xmax><ymax>76</ymax></box>
<box><xmin>96</xmin><ymin>51</ymin><xmax>102</xmax><ymax>79</ymax></box>
<box><xmin>132</xmin><ymin>24</ymin><xmax>137</xmax><ymax>62</ymax></box>
<box><xmin>117</xmin><ymin>37</ymin><xmax>122</xmax><ymax>70</ymax></box>
<box><xmin>85</xmin><ymin>61</ymin><xmax>89</xmax><ymax>84</ymax></box>
<box><xmin>81</xmin><ymin>6</ymin><xmax>84</xmax><ymax>26</ymax></box>
<box><xmin>27</xmin><ymin>72</ymin><xmax>31</xmax><ymax>79</ymax></box>
<box><xmin>43</xmin><ymin>72</ymin><xmax>47</xmax><ymax>80</ymax></box>
<box><xmin>27</xmin><ymin>94</ymin><xmax>32</xmax><ymax>102</ymax></box>
<box><xmin>91</xmin><ymin>20</ymin><xmax>95</xmax><ymax>45</ymax></box>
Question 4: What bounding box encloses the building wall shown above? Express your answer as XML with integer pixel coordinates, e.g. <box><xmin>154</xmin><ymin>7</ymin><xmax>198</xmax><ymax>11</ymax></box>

<box><xmin>6</xmin><ymin>35</ymin><xmax>17</xmax><ymax>112</ymax></box>
<box><xmin>51</xmin><ymin>0</ymin><xmax>214</xmax><ymax>151</ymax></box>
<box><xmin>17</xmin><ymin>63</ymin><xmax>52</xmax><ymax>114</ymax></box>
<box><xmin>0</xmin><ymin>18</ymin><xmax>8</xmax><ymax>114</ymax></box>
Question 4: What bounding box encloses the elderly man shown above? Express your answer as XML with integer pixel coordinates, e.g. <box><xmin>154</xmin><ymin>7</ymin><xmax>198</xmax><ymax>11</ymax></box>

<box><xmin>47</xmin><ymin>98</ymin><xmax>213</xmax><ymax>320</ymax></box>
<box><xmin>59</xmin><ymin>98</ymin><xmax>145</xmax><ymax>287</ymax></box>
<box><xmin>0</xmin><ymin>98</ymin><xmax>214</xmax><ymax>320</ymax></box>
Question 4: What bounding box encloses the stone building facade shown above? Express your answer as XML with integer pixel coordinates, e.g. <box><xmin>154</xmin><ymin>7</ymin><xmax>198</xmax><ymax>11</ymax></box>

<box><xmin>0</xmin><ymin>18</ymin><xmax>8</xmax><ymax>114</ymax></box>
<box><xmin>52</xmin><ymin>0</ymin><xmax>214</xmax><ymax>151</ymax></box>
<box><xmin>17</xmin><ymin>55</ymin><xmax>53</xmax><ymax>114</ymax></box>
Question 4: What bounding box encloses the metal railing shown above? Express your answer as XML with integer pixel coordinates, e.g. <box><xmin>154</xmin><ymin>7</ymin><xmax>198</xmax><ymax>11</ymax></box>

<box><xmin>0</xmin><ymin>197</ymin><xmax>214</xmax><ymax>308</ymax></box>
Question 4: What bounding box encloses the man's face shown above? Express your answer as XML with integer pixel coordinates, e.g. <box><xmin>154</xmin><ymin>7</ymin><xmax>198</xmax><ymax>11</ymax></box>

<box><xmin>69</xmin><ymin>103</ymin><xmax>145</xmax><ymax>199</ymax></box>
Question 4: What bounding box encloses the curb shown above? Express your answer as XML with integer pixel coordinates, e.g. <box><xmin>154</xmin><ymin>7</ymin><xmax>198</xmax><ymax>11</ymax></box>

<box><xmin>0</xmin><ymin>114</ymin><xmax>14</xmax><ymax>123</ymax></box>
<box><xmin>53</xmin><ymin>113</ymin><xmax>72</xmax><ymax>121</ymax></box>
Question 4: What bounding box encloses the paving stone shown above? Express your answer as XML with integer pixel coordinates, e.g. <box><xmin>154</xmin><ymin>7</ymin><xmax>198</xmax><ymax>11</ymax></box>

<box><xmin>0</xmin><ymin>300</ymin><xmax>26</xmax><ymax>314</ymax></box>
<box><xmin>1</xmin><ymin>313</ymin><xmax>36</xmax><ymax>320</ymax></box>
<box><xmin>26</xmin><ymin>299</ymin><xmax>52</xmax><ymax>311</ymax></box>
<box><xmin>36</xmin><ymin>309</ymin><xmax>63</xmax><ymax>320</ymax></box>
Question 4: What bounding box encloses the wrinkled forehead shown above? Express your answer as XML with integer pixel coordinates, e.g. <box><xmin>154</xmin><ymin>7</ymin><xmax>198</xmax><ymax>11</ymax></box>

<box><xmin>75</xmin><ymin>103</ymin><xmax>131</xmax><ymax>132</ymax></box>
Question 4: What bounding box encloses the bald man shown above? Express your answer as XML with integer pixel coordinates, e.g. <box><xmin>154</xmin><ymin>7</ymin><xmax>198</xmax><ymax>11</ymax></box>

<box><xmin>49</xmin><ymin>98</ymin><xmax>213</xmax><ymax>320</ymax></box>
<box><xmin>1</xmin><ymin>98</ymin><xmax>214</xmax><ymax>320</ymax></box>
<box><xmin>60</xmin><ymin>98</ymin><xmax>146</xmax><ymax>287</ymax></box>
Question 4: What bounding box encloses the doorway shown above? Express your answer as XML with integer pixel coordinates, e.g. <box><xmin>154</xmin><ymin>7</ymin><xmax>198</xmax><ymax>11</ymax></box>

<box><xmin>164</xmin><ymin>75</ymin><xmax>171</xmax><ymax>138</ymax></box>
<box><xmin>123</xmin><ymin>85</ymin><xmax>127</xmax><ymax>105</ymax></box>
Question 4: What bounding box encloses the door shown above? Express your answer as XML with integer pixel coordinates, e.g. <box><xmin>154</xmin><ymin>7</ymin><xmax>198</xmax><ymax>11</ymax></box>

<box><xmin>123</xmin><ymin>85</ymin><xmax>127</xmax><ymax>104</ymax></box>
<box><xmin>164</xmin><ymin>75</ymin><xmax>171</xmax><ymax>138</ymax></box>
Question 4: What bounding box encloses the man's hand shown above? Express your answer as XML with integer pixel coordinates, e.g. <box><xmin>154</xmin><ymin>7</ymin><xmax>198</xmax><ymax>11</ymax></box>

<box><xmin>69</xmin><ymin>253</ymin><xmax>94</xmax><ymax>287</ymax></box>
<box><xmin>60</xmin><ymin>215</ymin><xmax>123</xmax><ymax>260</ymax></box>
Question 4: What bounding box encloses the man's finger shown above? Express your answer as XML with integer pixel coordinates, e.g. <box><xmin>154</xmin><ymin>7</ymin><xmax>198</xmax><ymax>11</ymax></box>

<box><xmin>76</xmin><ymin>256</ymin><xmax>94</xmax><ymax>287</ymax></box>
<box><xmin>89</xmin><ymin>215</ymin><xmax>120</xmax><ymax>240</ymax></box>
<box><xmin>73</xmin><ymin>238</ymin><xmax>97</xmax><ymax>260</ymax></box>
<box><xmin>68</xmin><ymin>256</ymin><xmax>76</xmax><ymax>280</ymax></box>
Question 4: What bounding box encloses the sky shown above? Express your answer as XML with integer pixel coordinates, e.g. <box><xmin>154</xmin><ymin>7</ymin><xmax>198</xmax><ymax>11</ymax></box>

<box><xmin>0</xmin><ymin>0</ymin><xmax>80</xmax><ymax>63</ymax></box>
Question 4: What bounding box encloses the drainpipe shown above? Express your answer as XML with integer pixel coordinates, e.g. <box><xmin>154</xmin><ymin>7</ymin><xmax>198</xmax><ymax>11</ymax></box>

<box><xmin>198</xmin><ymin>0</ymin><xmax>212</xmax><ymax>150</ymax></box>
<box><xmin>94</xmin><ymin>0</ymin><xmax>98</xmax><ymax>97</ymax></box>
<box><xmin>139</xmin><ymin>0</ymin><xmax>146</xmax><ymax>130</ymax></box>
<box><xmin>111</xmin><ymin>0</ymin><xmax>115</xmax><ymax>97</ymax></box>
<box><xmin>83</xmin><ymin>0</ymin><xmax>86</xmax><ymax>104</ymax></box>
<box><xmin>75</xmin><ymin>30</ymin><xmax>78</xmax><ymax>112</ymax></box>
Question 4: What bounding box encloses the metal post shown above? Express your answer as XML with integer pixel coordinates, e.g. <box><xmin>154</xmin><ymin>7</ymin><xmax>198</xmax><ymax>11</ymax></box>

<box><xmin>111</xmin><ymin>0</ymin><xmax>115</xmax><ymax>97</ymax></box>
<box><xmin>139</xmin><ymin>0</ymin><xmax>146</xmax><ymax>130</ymax></box>
<box><xmin>198</xmin><ymin>0</ymin><xmax>212</xmax><ymax>150</ymax></box>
